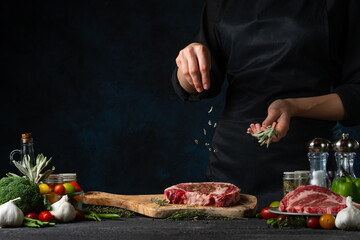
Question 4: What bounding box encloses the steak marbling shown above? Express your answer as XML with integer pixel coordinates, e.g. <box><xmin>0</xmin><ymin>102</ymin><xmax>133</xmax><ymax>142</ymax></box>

<box><xmin>279</xmin><ymin>185</ymin><xmax>360</xmax><ymax>214</ymax></box>
<box><xmin>164</xmin><ymin>182</ymin><xmax>241</xmax><ymax>207</ymax></box>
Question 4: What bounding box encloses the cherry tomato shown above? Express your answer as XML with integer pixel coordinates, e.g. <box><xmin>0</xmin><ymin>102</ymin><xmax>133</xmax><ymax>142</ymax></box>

<box><xmin>319</xmin><ymin>214</ymin><xmax>335</xmax><ymax>229</ymax></box>
<box><xmin>69</xmin><ymin>182</ymin><xmax>82</xmax><ymax>192</ymax></box>
<box><xmin>75</xmin><ymin>209</ymin><xmax>85</xmax><ymax>221</ymax></box>
<box><xmin>25</xmin><ymin>213</ymin><xmax>38</xmax><ymax>219</ymax></box>
<box><xmin>261</xmin><ymin>207</ymin><xmax>278</xmax><ymax>219</ymax></box>
<box><xmin>74</xmin><ymin>186</ymin><xmax>82</xmax><ymax>192</ymax></box>
<box><xmin>63</xmin><ymin>183</ymin><xmax>76</xmax><ymax>194</ymax></box>
<box><xmin>69</xmin><ymin>182</ymin><xmax>79</xmax><ymax>187</ymax></box>
<box><xmin>277</xmin><ymin>214</ymin><xmax>289</xmax><ymax>223</ymax></box>
<box><xmin>38</xmin><ymin>183</ymin><xmax>50</xmax><ymax>194</ymax></box>
<box><xmin>307</xmin><ymin>217</ymin><xmax>320</xmax><ymax>229</ymax></box>
<box><xmin>54</xmin><ymin>184</ymin><xmax>65</xmax><ymax>195</ymax></box>
<box><xmin>38</xmin><ymin>211</ymin><xmax>53</xmax><ymax>222</ymax></box>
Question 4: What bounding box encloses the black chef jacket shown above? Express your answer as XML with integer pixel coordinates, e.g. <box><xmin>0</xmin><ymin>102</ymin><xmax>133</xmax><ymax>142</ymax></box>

<box><xmin>171</xmin><ymin>0</ymin><xmax>360</xmax><ymax>207</ymax></box>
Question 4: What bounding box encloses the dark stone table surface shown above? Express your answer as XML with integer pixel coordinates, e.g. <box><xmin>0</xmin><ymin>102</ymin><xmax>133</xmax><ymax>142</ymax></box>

<box><xmin>1</xmin><ymin>216</ymin><xmax>359</xmax><ymax>240</ymax></box>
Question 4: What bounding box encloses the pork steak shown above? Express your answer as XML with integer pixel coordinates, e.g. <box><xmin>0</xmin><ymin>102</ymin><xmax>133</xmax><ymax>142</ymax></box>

<box><xmin>164</xmin><ymin>182</ymin><xmax>241</xmax><ymax>207</ymax></box>
<box><xmin>279</xmin><ymin>185</ymin><xmax>360</xmax><ymax>214</ymax></box>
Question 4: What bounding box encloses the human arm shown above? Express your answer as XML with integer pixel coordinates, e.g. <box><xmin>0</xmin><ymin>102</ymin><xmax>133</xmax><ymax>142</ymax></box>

<box><xmin>249</xmin><ymin>0</ymin><xmax>360</xmax><ymax>142</ymax></box>
<box><xmin>247</xmin><ymin>93</ymin><xmax>345</xmax><ymax>142</ymax></box>
<box><xmin>171</xmin><ymin>0</ymin><xmax>227</xmax><ymax>101</ymax></box>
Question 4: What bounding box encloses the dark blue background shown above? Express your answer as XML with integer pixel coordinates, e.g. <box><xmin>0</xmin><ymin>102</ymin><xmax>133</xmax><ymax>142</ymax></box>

<box><xmin>1</xmin><ymin>0</ymin><xmax>359</xmax><ymax>195</ymax></box>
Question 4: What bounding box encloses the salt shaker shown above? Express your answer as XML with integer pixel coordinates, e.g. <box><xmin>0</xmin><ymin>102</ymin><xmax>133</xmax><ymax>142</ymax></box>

<box><xmin>306</xmin><ymin>138</ymin><xmax>332</xmax><ymax>189</ymax></box>
<box><xmin>333</xmin><ymin>133</ymin><xmax>359</xmax><ymax>180</ymax></box>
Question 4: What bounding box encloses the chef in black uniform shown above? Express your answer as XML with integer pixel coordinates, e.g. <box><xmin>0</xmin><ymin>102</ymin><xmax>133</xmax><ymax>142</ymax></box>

<box><xmin>171</xmin><ymin>0</ymin><xmax>360</xmax><ymax>206</ymax></box>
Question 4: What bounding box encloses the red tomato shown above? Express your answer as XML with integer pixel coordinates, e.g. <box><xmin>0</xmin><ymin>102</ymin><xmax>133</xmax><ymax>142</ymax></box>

<box><xmin>25</xmin><ymin>213</ymin><xmax>38</xmax><ymax>219</ymax></box>
<box><xmin>307</xmin><ymin>217</ymin><xmax>320</xmax><ymax>229</ymax></box>
<box><xmin>69</xmin><ymin>182</ymin><xmax>79</xmax><ymax>187</ymax></box>
<box><xmin>38</xmin><ymin>211</ymin><xmax>53</xmax><ymax>222</ymax></box>
<box><xmin>54</xmin><ymin>184</ymin><xmax>66</xmax><ymax>195</ymax></box>
<box><xmin>70</xmin><ymin>182</ymin><xmax>82</xmax><ymax>192</ymax></box>
<box><xmin>261</xmin><ymin>207</ymin><xmax>278</xmax><ymax>219</ymax></box>
<box><xmin>75</xmin><ymin>209</ymin><xmax>85</xmax><ymax>221</ymax></box>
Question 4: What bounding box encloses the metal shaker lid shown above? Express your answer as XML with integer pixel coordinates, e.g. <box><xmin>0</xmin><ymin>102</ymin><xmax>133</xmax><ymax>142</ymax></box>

<box><xmin>333</xmin><ymin>133</ymin><xmax>359</xmax><ymax>152</ymax></box>
<box><xmin>307</xmin><ymin>138</ymin><xmax>332</xmax><ymax>152</ymax></box>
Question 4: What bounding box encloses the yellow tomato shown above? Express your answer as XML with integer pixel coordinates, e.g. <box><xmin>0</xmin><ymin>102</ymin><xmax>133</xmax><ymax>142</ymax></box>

<box><xmin>38</xmin><ymin>183</ymin><xmax>50</xmax><ymax>194</ymax></box>
<box><xmin>319</xmin><ymin>214</ymin><xmax>335</xmax><ymax>229</ymax></box>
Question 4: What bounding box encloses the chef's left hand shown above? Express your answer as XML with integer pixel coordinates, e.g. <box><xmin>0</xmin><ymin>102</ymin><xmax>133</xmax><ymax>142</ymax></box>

<box><xmin>247</xmin><ymin>99</ymin><xmax>292</xmax><ymax>142</ymax></box>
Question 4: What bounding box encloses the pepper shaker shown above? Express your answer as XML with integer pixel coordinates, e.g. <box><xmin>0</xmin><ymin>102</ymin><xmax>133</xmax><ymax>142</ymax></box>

<box><xmin>333</xmin><ymin>133</ymin><xmax>359</xmax><ymax>180</ymax></box>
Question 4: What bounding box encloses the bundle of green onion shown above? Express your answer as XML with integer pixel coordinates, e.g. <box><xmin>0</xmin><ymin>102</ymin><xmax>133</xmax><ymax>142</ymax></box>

<box><xmin>248</xmin><ymin>125</ymin><xmax>279</xmax><ymax>148</ymax></box>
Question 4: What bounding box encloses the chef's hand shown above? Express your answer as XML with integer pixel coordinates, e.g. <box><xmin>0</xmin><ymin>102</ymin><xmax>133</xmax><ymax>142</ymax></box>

<box><xmin>247</xmin><ymin>99</ymin><xmax>292</xmax><ymax>142</ymax></box>
<box><xmin>176</xmin><ymin>43</ymin><xmax>211</xmax><ymax>94</ymax></box>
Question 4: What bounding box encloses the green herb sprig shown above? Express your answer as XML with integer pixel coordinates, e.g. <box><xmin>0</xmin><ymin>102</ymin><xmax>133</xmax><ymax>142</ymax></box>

<box><xmin>84</xmin><ymin>205</ymin><xmax>135</xmax><ymax>218</ymax></box>
<box><xmin>167</xmin><ymin>210</ymin><xmax>230</xmax><ymax>221</ymax></box>
<box><xmin>247</xmin><ymin>123</ymin><xmax>279</xmax><ymax>148</ymax></box>
<box><xmin>267</xmin><ymin>216</ymin><xmax>308</xmax><ymax>228</ymax></box>
<box><xmin>151</xmin><ymin>198</ymin><xmax>168</xmax><ymax>206</ymax></box>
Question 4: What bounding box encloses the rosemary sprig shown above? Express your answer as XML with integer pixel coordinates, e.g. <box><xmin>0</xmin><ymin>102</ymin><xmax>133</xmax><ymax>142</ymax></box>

<box><xmin>84</xmin><ymin>205</ymin><xmax>135</xmax><ymax>218</ymax></box>
<box><xmin>166</xmin><ymin>210</ymin><xmax>230</xmax><ymax>221</ymax></box>
<box><xmin>151</xmin><ymin>198</ymin><xmax>168</xmax><ymax>206</ymax></box>
<box><xmin>247</xmin><ymin>123</ymin><xmax>279</xmax><ymax>148</ymax></box>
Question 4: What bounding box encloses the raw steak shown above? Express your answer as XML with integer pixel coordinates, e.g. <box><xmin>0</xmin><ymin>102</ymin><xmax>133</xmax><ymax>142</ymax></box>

<box><xmin>279</xmin><ymin>185</ymin><xmax>360</xmax><ymax>214</ymax></box>
<box><xmin>164</xmin><ymin>182</ymin><xmax>241</xmax><ymax>207</ymax></box>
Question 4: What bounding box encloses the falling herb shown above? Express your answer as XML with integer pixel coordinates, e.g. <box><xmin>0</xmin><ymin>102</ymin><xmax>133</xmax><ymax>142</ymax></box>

<box><xmin>208</xmin><ymin>120</ymin><xmax>212</xmax><ymax>126</ymax></box>
<box><xmin>151</xmin><ymin>198</ymin><xmax>168</xmax><ymax>206</ymax></box>
<box><xmin>203</xmin><ymin>128</ymin><xmax>207</xmax><ymax>135</ymax></box>
<box><xmin>194</xmin><ymin>139</ymin><xmax>199</xmax><ymax>144</ymax></box>
<box><xmin>213</xmin><ymin>123</ymin><xmax>217</xmax><ymax>128</ymax></box>
<box><xmin>167</xmin><ymin>210</ymin><xmax>230</xmax><ymax>221</ymax></box>
<box><xmin>213</xmin><ymin>149</ymin><xmax>218</xmax><ymax>153</ymax></box>
<box><xmin>205</xmin><ymin>143</ymin><xmax>210</xmax><ymax>147</ymax></box>
<box><xmin>248</xmin><ymin>122</ymin><xmax>278</xmax><ymax>148</ymax></box>
<box><xmin>208</xmin><ymin>106</ymin><xmax>213</xmax><ymax>113</ymax></box>
<box><xmin>84</xmin><ymin>205</ymin><xmax>135</xmax><ymax>218</ymax></box>
<box><xmin>208</xmin><ymin>148</ymin><xmax>212</xmax><ymax>151</ymax></box>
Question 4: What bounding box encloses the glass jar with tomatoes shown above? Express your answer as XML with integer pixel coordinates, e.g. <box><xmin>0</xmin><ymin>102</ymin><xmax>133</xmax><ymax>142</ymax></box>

<box><xmin>44</xmin><ymin>174</ymin><xmax>63</xmax><ymax>192</ymax></box>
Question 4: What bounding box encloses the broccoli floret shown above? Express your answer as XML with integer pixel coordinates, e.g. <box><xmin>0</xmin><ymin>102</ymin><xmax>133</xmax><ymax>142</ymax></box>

<box><xmin>0</xmin><ymin>177</ymin><xmax>45</xmax><ymax>214</ymax></box>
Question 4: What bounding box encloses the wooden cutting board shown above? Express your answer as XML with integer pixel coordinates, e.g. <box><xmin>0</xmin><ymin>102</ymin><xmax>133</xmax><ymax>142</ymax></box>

<box><xmin>82</xmin><ymin>192</ymin><xmax>257</xmax><ymax>219</ymax></box>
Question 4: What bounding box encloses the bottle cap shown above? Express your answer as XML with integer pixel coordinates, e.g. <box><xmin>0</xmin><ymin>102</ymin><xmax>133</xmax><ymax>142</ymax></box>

<box><xmin>332</xmin><ymin>133</ymin><xmax>359</xmax><ymax>153</ymax></box>
<box><xmin>307</xmin><ymin>138</ymin><xmax>332</xmax><ymax>152</ymax></box>
<box><xmin>21</xmin><ymin>133</ymin><xmax>33</xmax><ymax>143</ymax></box>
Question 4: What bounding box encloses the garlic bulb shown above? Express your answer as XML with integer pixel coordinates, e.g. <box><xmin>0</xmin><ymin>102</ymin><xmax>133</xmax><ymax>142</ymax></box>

<box><xmin>50</xmin><ymin>195</ymin><xmax>77</xmax><ymax>222</ymax></box>
<box><xmin>0</xmin><ymin>197</ymin><xmax>24</xmax><ymax>228</ymax></box>
<box><xmin>335</xmin><ymin>196</ymin><xmax>360</xmax><ymax>230</ymax></box>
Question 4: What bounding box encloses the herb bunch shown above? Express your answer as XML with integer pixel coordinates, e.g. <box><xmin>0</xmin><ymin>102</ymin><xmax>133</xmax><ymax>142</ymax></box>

<box><xmin>267</xmin><ymin>216</ymin><xmax>308</xmax><ymax>228</ymax></box>
<box><xmin>247</xmin><ymin>123</ymin><xmax>279</xmax><ymax>148</ymax></box>
<box><xmin>84</xmin><ymin>205</ymin><xmax>135</xmax><ymax>218</ymax></box>
<box><xmin>167</xmin><ymin>210</ymin><xmax>230</xmax><ymax>221</ymax></box>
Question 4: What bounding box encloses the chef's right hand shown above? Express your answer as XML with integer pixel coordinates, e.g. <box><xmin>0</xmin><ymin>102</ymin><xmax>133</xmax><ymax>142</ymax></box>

<box><xmin>176</xmin><ymin>43</ymin><xmax>211</xmax><ymax>93</ymax></box>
